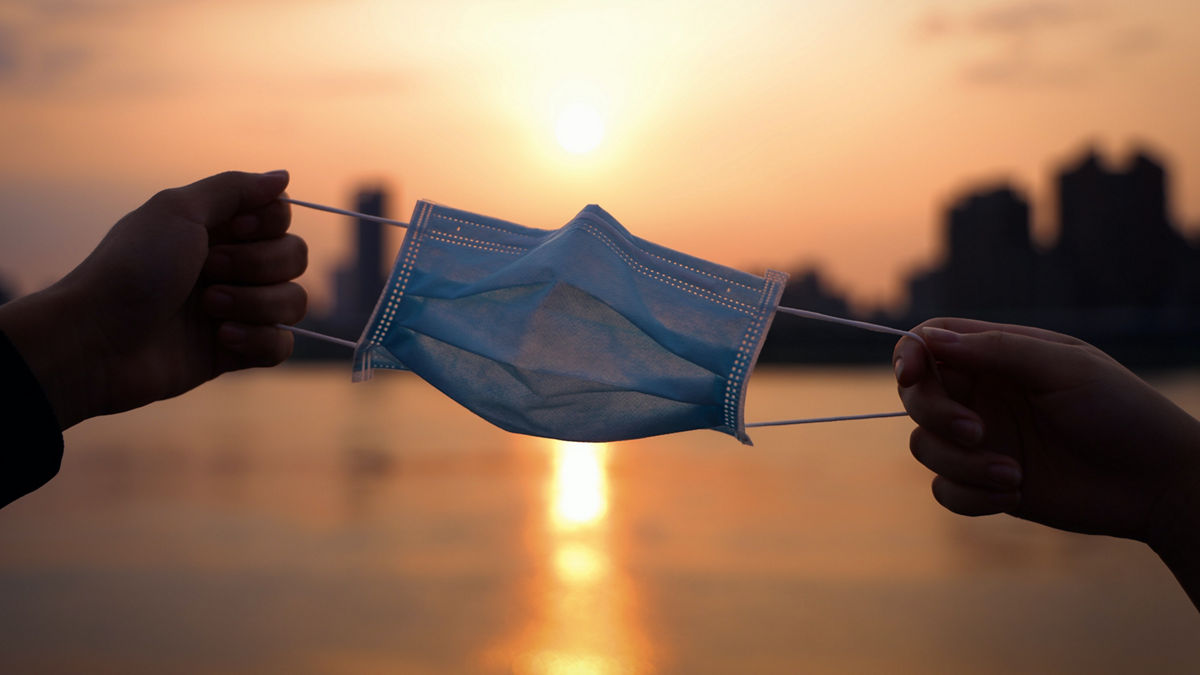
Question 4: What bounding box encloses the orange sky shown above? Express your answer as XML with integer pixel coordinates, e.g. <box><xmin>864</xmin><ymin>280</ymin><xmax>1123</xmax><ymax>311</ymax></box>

<box><xmin>2</xmin><ymin>0</ymin><xmax>1199</xmax><ymax>313</ymax></box>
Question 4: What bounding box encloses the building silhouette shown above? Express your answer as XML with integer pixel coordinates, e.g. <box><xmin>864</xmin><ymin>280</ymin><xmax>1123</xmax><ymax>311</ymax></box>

<box><xmin>908</xmin><ymin>186</ymin><xmax>1038</xmax><ymax>316</ymax></box>
<box><xmin>286</xmin><ymin>147</ymin><xmax>1200</xmax><ymax>366</ymax></box>
<box><xmin>1052</xmin><ymin>149</ymin><xmax>1191</xmax><ymax>309</ymax></box>
<box><xmin>331</xmin><ymin>189</ymin><xmax>389</xmax><ymax>330</ymax></box>
<box><xmin>763</xmin><ymin>144</ymin><xmax>1200</xmax><ymax>365</ymax></box>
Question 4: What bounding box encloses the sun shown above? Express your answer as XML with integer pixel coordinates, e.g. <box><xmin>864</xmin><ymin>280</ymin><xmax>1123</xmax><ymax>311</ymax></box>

<box><xmin>555</xmin><ymin>102</ymin><xmax>605</xmax><ymax>154</ymax></box>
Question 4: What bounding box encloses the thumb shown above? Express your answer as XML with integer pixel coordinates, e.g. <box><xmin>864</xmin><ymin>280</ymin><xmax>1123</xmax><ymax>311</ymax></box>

<box><xmin>151</xmin><ymin>170</ymin><xmax>290</xmax><ymax>230</ymax></box>
<box><xmin>919</xmin><ymin>325</ymin><xmax>1095</xmax><ymax>392</ymax></box>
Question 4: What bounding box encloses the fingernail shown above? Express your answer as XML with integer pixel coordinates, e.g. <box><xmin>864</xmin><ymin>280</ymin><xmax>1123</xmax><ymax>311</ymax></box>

<box><xmin>923</xmin><ymin>327</ymin><xmax>961</xmax><ymax>344</ymax></box>
<box><xmin>207</xmin><ymin>289</ymin><xmax>233</xmax><ymax>313</ymax></box>
<box><xmin>988</xmin><ymin>462</ymin><xmax>1023</xmax><ymax>488</ymax></box>
<box><xmin>950</xmin><ymin>418</ymin><xmax>983</xmax><ymax>445</ymax></box>
<box><xmin>219</xmin><ymin>323</ymin><xmax>247</xmax><ymax>345</ymax></box>
<box><xmin>893</xmin><ymin>357</ymin><xmax>905</xmax><ymax>382</ymax></box>
<box><xmin>263</xmin><ymin>169</ymin><xmax>288</xmax><ymax>177</ymax></box>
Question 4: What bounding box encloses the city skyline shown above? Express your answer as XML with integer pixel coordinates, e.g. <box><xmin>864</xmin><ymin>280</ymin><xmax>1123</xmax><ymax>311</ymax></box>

<box><xmin>2</xmin><ymin>1</ymin><xmax>1200</xmax><ymax>311</ymax></box>
<box><xmin>763</xmin><ymin>144</ymin><xmax>1200</xmax><ymax>364</ymax></box>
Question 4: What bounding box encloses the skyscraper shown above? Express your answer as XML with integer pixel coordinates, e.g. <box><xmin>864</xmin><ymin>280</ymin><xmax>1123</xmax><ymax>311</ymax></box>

<box><xmin>332</xmin><ymin>188</ymin><xmax>390</xmax><ymax>330</ymax></box>
<box><xmin>905</xmin><ymin>185</ymin><xmax>1037</xmax><ymax>316</ymax></box>
<box><xmin>943</xmin><ymin>186</ymin><xmax>1037</xmax><ymax>313</ymax></box>
<box><xmin>1052</xmin><ymin>148</ymin><xmax>1185</xmax><ymax>307</ymax></box>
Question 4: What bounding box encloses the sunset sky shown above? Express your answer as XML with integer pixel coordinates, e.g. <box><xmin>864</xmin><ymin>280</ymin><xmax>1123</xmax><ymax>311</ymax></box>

<box><xmin>2</xmin><ymin>0</ymin><xmax>1199</xmax><ymax>313</ymax></box>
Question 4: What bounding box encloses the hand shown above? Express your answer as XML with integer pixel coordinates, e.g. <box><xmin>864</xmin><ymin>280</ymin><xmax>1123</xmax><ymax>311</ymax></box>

<box><xmin>0</xmin><ymin>170</ymin><xmax>307</xmax><ymax>429</ymax></box>
<box><xmin>893</xmin><ymin>318</ymin><xmax>1200</xmax><ymax>552</ymax></box>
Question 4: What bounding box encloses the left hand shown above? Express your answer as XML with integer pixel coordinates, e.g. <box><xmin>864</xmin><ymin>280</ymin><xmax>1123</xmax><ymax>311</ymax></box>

<box><xmin>0</xmin><ymin>170</ymin><xmax>308</xmax><ymax>429</ymax></box>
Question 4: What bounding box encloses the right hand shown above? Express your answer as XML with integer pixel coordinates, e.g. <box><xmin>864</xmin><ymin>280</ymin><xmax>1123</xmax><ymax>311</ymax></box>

<box><xmin>893</xmin><ymin>318</ymin><xmax>1200</xmax><ymax>549</ymax></box>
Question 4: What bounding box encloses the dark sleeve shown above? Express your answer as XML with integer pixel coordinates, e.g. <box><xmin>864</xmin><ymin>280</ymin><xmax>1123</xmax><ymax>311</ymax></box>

<box><xmin>1</xmin><ymin>329</ymin><xmax>64</xmax><ymax>507</ymax></box>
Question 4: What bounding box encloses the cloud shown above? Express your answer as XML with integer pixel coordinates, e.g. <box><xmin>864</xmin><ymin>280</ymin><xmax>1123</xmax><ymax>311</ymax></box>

<box><xmin>1109</xmin><ymin>25</ymin><xmax>1161</xmax><ymax>56</ymax></box>
<box><xmin>961</xmin><ymin>56</ymin><xmax>1085</xmax><ymax>87</ymax></box>
<box><xmin>0</xmin><ymin>5</ymin><xmax>96</xmax><ymax>92</ymax></box>
<box><xmin>912</xmin><ymin>9</ymin><xmax>955</xmax><ymax>41</ymax></box>
<box><xmin>0</xmin><ymin>32</ymin><xmax>94</xmax><ymax>93</ymax></box>
<box><xmin>970</xmin><ymin>1</ymin><xmax>1100</xmax><ymax>36</ymax></box>
<box><xmin>914</xmin><ymin>1</ymin><xmax>1158</xmax><ymax>88</ymax></box>
<box><xmin>915</xmin><ymin>1</ymin><xmax>1101</xmax><ymax>41</ymax></box>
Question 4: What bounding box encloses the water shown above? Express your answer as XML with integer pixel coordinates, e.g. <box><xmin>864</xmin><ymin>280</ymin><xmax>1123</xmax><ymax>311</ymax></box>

<box><xmin>1</xmin><ymin>366</ymin><xmax>1198</xmax><ymax>673</ymax></box>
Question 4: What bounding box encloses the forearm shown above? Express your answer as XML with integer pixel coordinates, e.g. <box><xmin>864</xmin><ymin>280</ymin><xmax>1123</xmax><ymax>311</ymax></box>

<box><xmin>0</xmin><ymin>326</ymin><xmax>66</xmax><ymax>506</ymax></box>
<box><xmin>0</xmin><ymin>285</ymin><xmax>96</xmax><ymax>431</ymax></box>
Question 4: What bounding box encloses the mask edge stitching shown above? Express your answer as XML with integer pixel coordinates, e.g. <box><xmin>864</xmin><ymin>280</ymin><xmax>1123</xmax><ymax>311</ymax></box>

<box><xmin>369</xmin><ymin>201</ymin><xmax>433</xmax><ymax>347</ymax></box>
<box><xmin>723</xmin><ymin>270</ymin><xmax>786</xmax><ymax>440</ymax></box>
<box><xmin>577</xmin><ymin>221</ymin><xmax>757</xmax><ymax>316</ymax></box>
<box><xmin>575</xmin><ymin>211</ymin><xmax>758</xmax><ymax>291</ymax></box>
<box><xmin>426</xmin><ymin>231</ymin><xmax>527</xmax><ymax>255</ymax></box>
<box><xmin>432</xmin><ymin>211</ymin><xmax>541</xmax><ymax>238</ymax></box>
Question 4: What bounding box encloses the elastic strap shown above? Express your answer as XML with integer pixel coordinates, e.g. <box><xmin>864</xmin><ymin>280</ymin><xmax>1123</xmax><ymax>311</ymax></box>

<box><xmin>272</xmin><ymin>198</ymin><xmax>402</xmax><ymax>348</ymax></box>
<box><xmin>747</xmin><ymin>411</ymin><xmax>908</xmax><ymax>427</ymax></box>
<box><xmin>744</xmin><ymin>305</ymin><xmax>929</xmax><ymax>427</ymax></box>
<box><xmin>282</xmin><ymin>198</ymin><xmax>410</xmax><ymax>228</ymax></box>
<box><xmin>276</xmin><ymin>197</ymin><xmax>927</xmax><ymax>428</ymax></box>
<box><xmin>278</xmin><ymin>324</ymin><xmax>355</xmax><ymax>349</ymax></box>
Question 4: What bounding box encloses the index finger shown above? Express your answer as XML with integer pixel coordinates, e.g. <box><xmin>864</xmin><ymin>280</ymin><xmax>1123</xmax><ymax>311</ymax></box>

<box><xmin>893</xmin><ymin>334</ymin><xmax>931</xmax><ymax>388</ymax></box>
<box><xmin>153</xmin><ymin>170</ymin><xmax>290</xmax><ymax>231</ymax></box>
<box><xmin>209</xmin><ymin>195</ymin><xmax>292</xmax><ymax>245</ymax></box>
<box><xmin>915</xmin><ymin>317</ymin><xmax>1086</xmax><ymax>346</ymax></box>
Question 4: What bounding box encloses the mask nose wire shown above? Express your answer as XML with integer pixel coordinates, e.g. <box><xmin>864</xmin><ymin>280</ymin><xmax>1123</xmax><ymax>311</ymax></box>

<box><xmin>269</xmin><ymin>198</ymin><xmax>410</xmax><ymax>348</ymax></box>
<box><xmin>744</xmin><ymin>306</ymin><xmax>939</xmax><ymax>428</ymax></box>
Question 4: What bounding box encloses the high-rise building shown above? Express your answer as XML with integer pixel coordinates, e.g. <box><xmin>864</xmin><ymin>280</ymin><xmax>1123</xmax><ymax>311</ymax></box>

<box><xmin>905</xmin><ymin>185</ymin><xmax>1037</xmax><ymax>316</ymax></box>
<box><xmin>943</xmin><ymin>186</ymin><xmax>1037</xmax><ymax>313</ymax></box>
<box><xmin>332</xmin><ymin>188</ymin><xmax>390</xmax><ymax>330</ymax></box>
<box><xmin>1052</xmin><ymin>148</ymin><xmax>1185</xmax><ymax>307</ymax></box>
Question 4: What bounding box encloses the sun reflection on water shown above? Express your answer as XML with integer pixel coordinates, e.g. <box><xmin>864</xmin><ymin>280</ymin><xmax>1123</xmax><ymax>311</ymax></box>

<box><xmin>489</xmin><ymin>438</ymin><xmax>652</xmax><ymax>674</ymax></box>
<box><xmin>552</xmin><ymin>442</ymin><xmax>609</xmax><ymax>529</ymax></box>
<box><xmin>554</xmin><ymin>542</ymin><xmax>608</xmax><ymax>584</ymax></box>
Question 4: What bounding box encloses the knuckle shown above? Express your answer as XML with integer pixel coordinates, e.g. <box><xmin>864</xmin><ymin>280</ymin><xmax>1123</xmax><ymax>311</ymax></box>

<box><xmin>931</xmin><ymin>480</ymin><xmax>979</xmax><ymax>511</ymax></box>
<box><xmin>897</xmin><ymin>381</ymin><xmax>919</xmax><ymax>411</ymax></box>
<box><xmin>272</xmin><ymin>331</ymin><xmax>294</xmax><ymax>363</ymax></box>
<box><xmin>930</xmin><ymin>477</ymin><xmax>954</xmax><ymax>508</ymax></box>
<box><xmin>931</xmin><ymin>477</ymin><xmax>978</xmax><ymax>517</ymax></box>
<box><xmin>983</xmin><ymin>329</ymin><xmax>1010</xmax><ymax>351</ymax></box>
<box><xmin>285</xmin><ymin>284</ymin><xmax>308</xmax><ymax>322</ymax></box>
<box><xmin>147</xmin><ymin>187</ymin><xmax>188</xmax><ymax>214</ymax></box>
<box><xmin>287</xmin><ymin>235</ymin><xmax>309</xmax><ymax>271</ymax></box>
<box><xmin>917</xmin><ymin>317</ymin><xmax>947</xmax><ymax>331</ymax></box>
<box><xmin>212</xmin><ymin>170</ymin><xmax>249</xmax><ymax>189</ymax></box>
<box><xmin>909</xmin><ymin>427</ymin><xmax>927</xmax><ymax>461</ymax></box>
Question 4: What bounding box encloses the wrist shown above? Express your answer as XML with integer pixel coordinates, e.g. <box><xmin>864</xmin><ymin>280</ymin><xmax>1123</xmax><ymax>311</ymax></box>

<box><xmin>0</xmin><ymin>283</ymin><xmax>99</xmax><ymax>429</ymax></box>
<box><xmin>1144</xmin><ymin>457</ymin><xmax>1200</xmax><ymax>609</ymax></box>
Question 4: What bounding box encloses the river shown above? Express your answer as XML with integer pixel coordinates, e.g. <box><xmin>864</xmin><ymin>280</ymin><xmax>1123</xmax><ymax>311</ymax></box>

<box><xmin>1</xmin><ymin>365</ymin><xmax>1197</xmax><ymax>673</ymax></box>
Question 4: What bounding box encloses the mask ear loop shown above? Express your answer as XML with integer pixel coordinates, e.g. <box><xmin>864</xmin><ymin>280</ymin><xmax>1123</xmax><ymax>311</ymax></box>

<box><xmin>275</xmin><ymin>198</ymin><xmax>941</xmax><ymax>428</ymax></box>
<box><xmin>744</xmin><ymin>306</ymin><xmax>939</xmax><ymax>428</ymax></box>
<box><xmin>271</xmin><ymin>198</ymin><xmax>410</xmax><ymax>347</ymax></box>
<box><xmin>280</xmin><ymin>197</ymin><xmax>412</xmax><ymax>228</ymax></box>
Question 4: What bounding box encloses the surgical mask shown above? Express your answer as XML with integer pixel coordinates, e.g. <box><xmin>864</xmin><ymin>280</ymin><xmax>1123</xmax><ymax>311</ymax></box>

<box><xmin>281</xmin><ymin>198</ymin><xmax>925</xmax><ymax>445</ymax></box>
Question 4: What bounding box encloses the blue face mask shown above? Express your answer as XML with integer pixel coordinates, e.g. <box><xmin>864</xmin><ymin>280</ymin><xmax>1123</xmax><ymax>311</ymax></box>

<box><xmin>354</xmin><ymin>200</ymin><xmax>785</xmax><ymax>444</ymax></box>
<box><xmin>282</xmin><ymin>199</ymin><xmax>925</xmax><ymax>445</ymax></box>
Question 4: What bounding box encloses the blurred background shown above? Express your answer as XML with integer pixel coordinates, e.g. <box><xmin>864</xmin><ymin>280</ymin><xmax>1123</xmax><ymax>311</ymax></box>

<box><xmin>2</xmin><ymin>1</ymin><xmax>1200</xmax><ymax>673</ymax></box>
